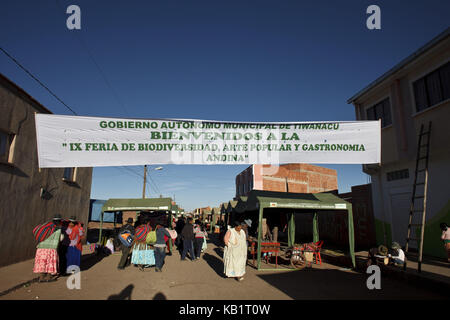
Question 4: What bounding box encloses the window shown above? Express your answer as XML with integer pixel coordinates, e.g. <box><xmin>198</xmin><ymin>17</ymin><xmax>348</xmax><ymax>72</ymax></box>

<box><xmin>386</xmin><ymin>169</ymin><xmax>409</xmax><ymax>182</ymax></box>
<box><xmin>63</xmin><ymin>167</ymin><xmax>76</xmax><ymax>182</ymax></box>
<box><xmin>0</xmin><ymin>131</ymin><xmax>15</xmax><ymax>164</ymax></box>
<box><xmin>366</xmin><ymin>97</ymin><xmax>392</xmax><ymax>128</ymax></box>
<box><xmin>413</xmin><ymin>61</ymin><xmax>450</xmax><ymax>112</ymax></box>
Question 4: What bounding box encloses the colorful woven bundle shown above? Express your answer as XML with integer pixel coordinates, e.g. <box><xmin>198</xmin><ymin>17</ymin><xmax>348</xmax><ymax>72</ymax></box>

<box><xmin>33</xmin><ymin>221</ymin><xmax>56</xmax><ymax>243</ymax></box>
<box><xmin>134</xmin><ymin>224</ymin><xmax>151</xmax><ymax>241</ymax></box>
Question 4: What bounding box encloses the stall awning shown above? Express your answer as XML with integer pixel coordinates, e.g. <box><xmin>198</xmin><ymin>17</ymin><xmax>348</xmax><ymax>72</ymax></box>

<box><xmin>244</xmin><ymin>190</ymin><xmax>349</xmax><ymax>211</ymax></box>
<box><xmin>101</xmin><ymin>198</ymin><xmax>173</xmax><ymax>212</ymax></box>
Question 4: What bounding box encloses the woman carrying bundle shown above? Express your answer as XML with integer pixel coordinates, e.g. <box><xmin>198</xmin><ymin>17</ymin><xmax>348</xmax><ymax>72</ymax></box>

<box><xmin>131</xmin><ymin>218</ymin><xmax>155</xmax><ymax>271</ymax></box>
<box><xmin>32</xmin><ymin>214</ymin><xmax>64</xmax><ymax>282</ymax></box>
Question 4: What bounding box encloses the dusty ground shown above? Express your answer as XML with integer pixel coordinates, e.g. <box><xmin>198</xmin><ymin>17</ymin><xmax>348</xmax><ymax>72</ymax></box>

<box><xmin>0</xmin><ymin>239</ymin><xmax>446</xmax><ymax>300</ymax></box>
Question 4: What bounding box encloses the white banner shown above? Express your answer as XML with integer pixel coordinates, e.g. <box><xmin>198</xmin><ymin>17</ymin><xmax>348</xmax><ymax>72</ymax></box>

<box><xmin>35</xmin><ymin>114</ymin><xmax>381</xmax><ymax>168</ymax></box>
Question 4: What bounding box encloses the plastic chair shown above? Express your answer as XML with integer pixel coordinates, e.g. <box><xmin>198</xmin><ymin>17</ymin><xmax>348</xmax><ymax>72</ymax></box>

<box><xmin>313</xmin><ymin>240</ymin><xmax>323</xmax><ymax>265</ymax></box>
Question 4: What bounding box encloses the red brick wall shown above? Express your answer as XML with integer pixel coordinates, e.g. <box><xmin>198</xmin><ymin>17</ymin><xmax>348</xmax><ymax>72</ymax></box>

<box><xmin>236</xmin><ymin>164</ymin><xmax>338</xmax><ymax>196</ymax></box>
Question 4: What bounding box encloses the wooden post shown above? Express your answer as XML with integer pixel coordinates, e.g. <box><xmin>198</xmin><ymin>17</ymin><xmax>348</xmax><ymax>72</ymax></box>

<box><xmin>98</xmin><ymin>211</ymin><xmax>104</xmax><ymax>245</ymax></box>
<box><xmin>257</xmin><ymin>206</ymin><xmax>263</xmax><ymax>270</ymax></box>
<box><xmin>142</xmin><ymin>165</ymin><xmax>147</xmax><ymax>198</ymax></box>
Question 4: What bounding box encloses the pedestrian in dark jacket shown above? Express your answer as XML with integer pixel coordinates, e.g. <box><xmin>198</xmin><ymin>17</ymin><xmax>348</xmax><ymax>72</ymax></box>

<box><xmin>58</xmin><ymin>219</ymin><xmax>70</xmax><ymax>276</ymax></box>
<box><xmin>154</xmin><ymin>223</ymin><xmax>172</xmax><ymax>272</ymax></box>
<box><xmin>117</xmin><ymin>218</ymin><xmax>135</xmax><ymax>270</ymax></box>
<box><xmin>175</xmin><ymin>217</ymin><xmax>186</xmax><ymax>252</ymax></box>
<box><xmin>181</xmin><ymin>218</ymin><xmax>195</xmax><ymax>261</ymax></box>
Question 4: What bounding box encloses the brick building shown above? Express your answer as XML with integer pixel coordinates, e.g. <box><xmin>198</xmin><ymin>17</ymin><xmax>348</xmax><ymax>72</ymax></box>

<box><xmin>235</xmin><ymin>164</ymin><xmax>338</xmax><ymax>198</ymax></box>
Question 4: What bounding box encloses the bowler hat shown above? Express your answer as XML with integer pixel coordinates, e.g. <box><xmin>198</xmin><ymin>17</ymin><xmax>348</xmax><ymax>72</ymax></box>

<box><xmin>377</xmin><ymin>245</ymin><xmax>388</xmax><ymax>256</ymax></box>
<box><xmin>126</xmin><ymin>218</ymin><xmax>134</xmax><ymax>223</ymax></box>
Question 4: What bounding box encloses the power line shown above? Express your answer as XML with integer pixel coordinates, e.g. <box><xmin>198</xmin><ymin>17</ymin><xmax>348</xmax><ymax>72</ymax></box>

<box><xmin>53</xmin><ymin>0</ymin><xmax>130</xmax><ymax>116</ymax></box>
<box><xmin>0</xmin><ymin>47</ymin><xmax>78</xmax><ymax>115</ymax></box>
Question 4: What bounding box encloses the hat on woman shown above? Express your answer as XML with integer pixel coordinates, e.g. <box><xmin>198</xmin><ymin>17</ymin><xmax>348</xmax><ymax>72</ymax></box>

<box><xmin>391</xmin><ymin>242</ymin><xmax>401</xmax><ymax>250</ymax></box>
<box><xmin>244</xmin><ymin>219</ymin><xmax>252</xmax><ymax>227</ymax></box>
<box><xmin>52</xmin><ymin>214</ymin><xmax>62</xmax><ymax>221</ymax></box>
<box><xmin>377</xmin><ymin>245</ymin><xmax>388</xmax><ymax>256</ymax></box>
<box><xmin>69</xmin><ymin>215</ymin><xmax>77</xmax><ymax>222</ymax></box>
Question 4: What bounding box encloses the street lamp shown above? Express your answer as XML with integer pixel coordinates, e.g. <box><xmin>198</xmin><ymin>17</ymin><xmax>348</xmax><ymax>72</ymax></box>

<box><xmin>143</xmin><ymin>165</ymin><xmax>163</xmax><ymax>198</ymax></box>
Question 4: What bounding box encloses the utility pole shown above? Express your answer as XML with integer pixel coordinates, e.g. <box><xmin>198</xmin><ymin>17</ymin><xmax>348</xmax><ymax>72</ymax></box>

<box><xmin>142</xmin><ymin>165</ymin><xmax>147</xmax><ymax>198</ymax></box>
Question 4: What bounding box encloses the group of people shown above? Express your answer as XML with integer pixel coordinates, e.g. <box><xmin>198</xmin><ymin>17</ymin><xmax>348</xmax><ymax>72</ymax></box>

<box><xmin>116</xmin><ymin>214</ymin><xmax>252</xmax><ymax>282</ymax></box>
<box><xmin>33</xmin><ymin>214</ymin><xmax>84</xmax><ymax>282</ymax></box>
<box><xmin>175</xmin><ymin>217</ymin><xmax>208</xmax><ymax>261</ymax></box>
<box><xmin>117</xmin><ymin>216</ymin><xmax>209</xmax><ymax>272</ymax></box>
<box><xmin>117</xmin><ymin>217</ymin><xmax>173</xmax><ymax>272</ymax></box>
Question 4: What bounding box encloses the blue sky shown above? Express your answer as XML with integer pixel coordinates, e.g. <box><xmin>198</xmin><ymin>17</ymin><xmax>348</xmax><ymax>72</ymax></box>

<box><xmin>1</xmin><ymin>1</ymin><xmax>449</xmax><ymax>211</ymax></box>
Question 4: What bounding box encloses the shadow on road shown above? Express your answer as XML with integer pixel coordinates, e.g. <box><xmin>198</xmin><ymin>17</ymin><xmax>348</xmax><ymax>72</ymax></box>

<box><xmin>213</xmin><ymin>247</ymin><xmax>223</xmax><ymax>259</ymax></box>
<box><xmin>202</xmin><ymin>253</ymin><xmax>226</xmax><ymax>278</ymax></box>
<box><xmin>80</xmin><ymin>252</ymin><xmax>106</xmax><ymax>272</ymax></box>
<box><xmin>153</xmin><ymin>292</ymin><xmax>167</xmax><ymax>300</ymax></box>
<box><xmin>107</xmin><ymin>284</ymin><xmax>134</xmax><ymax>300</ymax></box>
<box><xmin>257</xmin><ymin>267</ymin><xmax>444</xmax><ymax>300</ymax></box>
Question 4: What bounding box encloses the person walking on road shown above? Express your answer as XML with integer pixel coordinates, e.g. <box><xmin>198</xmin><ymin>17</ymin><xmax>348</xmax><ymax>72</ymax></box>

<box><xmin>193</xmin><ymin>220</ymin><xmax>207</xmax><ymax>260</ymax></box>
<box><xmin>117</xmin><ymin>218</ymin><xmax>135</xmax><ymax>270</ymax></box>
<box><xmin>223</xmin><ymin>221</ymin><xmax>247</xmax><ymax>281</ymax></box>
<box><xmin>175</xmin><ymin>217</ymin><xmax>186</xmax><ymax>253</ymax></box>
<box><xmin>181</xmin><ymin>217</ymin><xmax>195</xmax><ymax>261</ymax></box>
<box><xmin>154</xmin><ymin>222</ymin><xmax>172</xmax><ymax>272</ymax></box>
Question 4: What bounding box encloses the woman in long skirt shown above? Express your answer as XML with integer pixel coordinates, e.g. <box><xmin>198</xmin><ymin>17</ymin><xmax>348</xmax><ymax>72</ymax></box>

<box><xmin>223</xmin><ymin>221</ymin><xmax>247</xmax><ymax>281</ymax></box>
<box><xmin>33</xmin><ymin>216</ymin><xmax>63</xmax><ymax>282</ymax></box>
<box><xmin>65</xmin><ymin>217</ymin><xmax>84</xmax><ymax>273</ymax></box>
<box><xmin>131</xmin><ymin>242</ymin><xmax>155</xmax><ymax>271</ymax></box>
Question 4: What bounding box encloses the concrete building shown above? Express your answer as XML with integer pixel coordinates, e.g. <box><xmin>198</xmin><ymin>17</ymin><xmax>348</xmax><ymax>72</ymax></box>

<box><xmin>347</xmin><ymin>28</ymin><xmax>450</xmax><ymax>258</ymax></box>
<box><xmin>0</xmin><ymin>74</ymin><xmax>93</xmax><ymax>267</ymax></box>
<box><xmin>235</xmin><ymin>164</ymin><xmax>338</xmax><ymax>198</ymax></box>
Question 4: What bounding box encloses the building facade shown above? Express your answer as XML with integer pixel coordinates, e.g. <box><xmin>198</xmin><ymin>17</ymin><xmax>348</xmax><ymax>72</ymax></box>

<box><xmin>0</xmin><ymin>74</ymin><xmax>93</xmax><ymax>267</ymax></box>
<box><xmin>347</xmin><ymin>28</ymin><xmax>450</xmax><ymax>258</ymax></box>
<box><xmin>235</xmin><ymin>164</ymin><xmax>338</xmax><ymax>198</ymax></box>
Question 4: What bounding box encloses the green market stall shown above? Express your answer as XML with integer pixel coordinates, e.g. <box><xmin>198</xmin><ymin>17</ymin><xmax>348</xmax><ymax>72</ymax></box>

<box><xmin>241</xmin><ymin>190</ymin><xmax>355</xmax><ymax>270</ymax></box>
<box><xmin>210</xmin><ymin>207</ymin><xmax>221</xmax><ymax>232</ymax></box>
<box><xmin>219</xmin><ymin>203</ymin><xmax>228</xmax><ymax>226</ymax></box>
<box><xmin>225</xmin><ymin>200</ymin><xmax>237</xmax><ymax>227</ymax></box>
<box><xmin>99</xmin><ymin>197</ymin><xmax>173</xmax><ymax>249</ymax></box>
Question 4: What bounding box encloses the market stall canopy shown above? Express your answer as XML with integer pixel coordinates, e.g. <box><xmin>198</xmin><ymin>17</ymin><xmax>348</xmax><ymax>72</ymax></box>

<box><xmin>226</xmin><ymin>200</ymin><xmax>238</xmax><ymax>213</ymax></box>
<box><xmin>235</xmin><ymin>196</ymin><xmax>248</xmax><ymax>213</ymax></box>
<box><xmin>220</xmin><ymin>202</ymin><xmax>228</xmax><ymax>214</ymax></box>
<box><xmin>243</xmin><ymin>190</ymin><xmax>350</xmax><ymax>211</ymax></box>
<box><xmin>101</xmin><ymin>197</ymin><xmax>173</xmax><ymax>212</ymax></box>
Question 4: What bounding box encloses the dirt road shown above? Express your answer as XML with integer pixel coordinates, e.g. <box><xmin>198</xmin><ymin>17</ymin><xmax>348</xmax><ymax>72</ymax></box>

<box><xmin>0</xmin><ymin>240</ymin><xmax>445</xmax><ymax>300</ymax></box>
